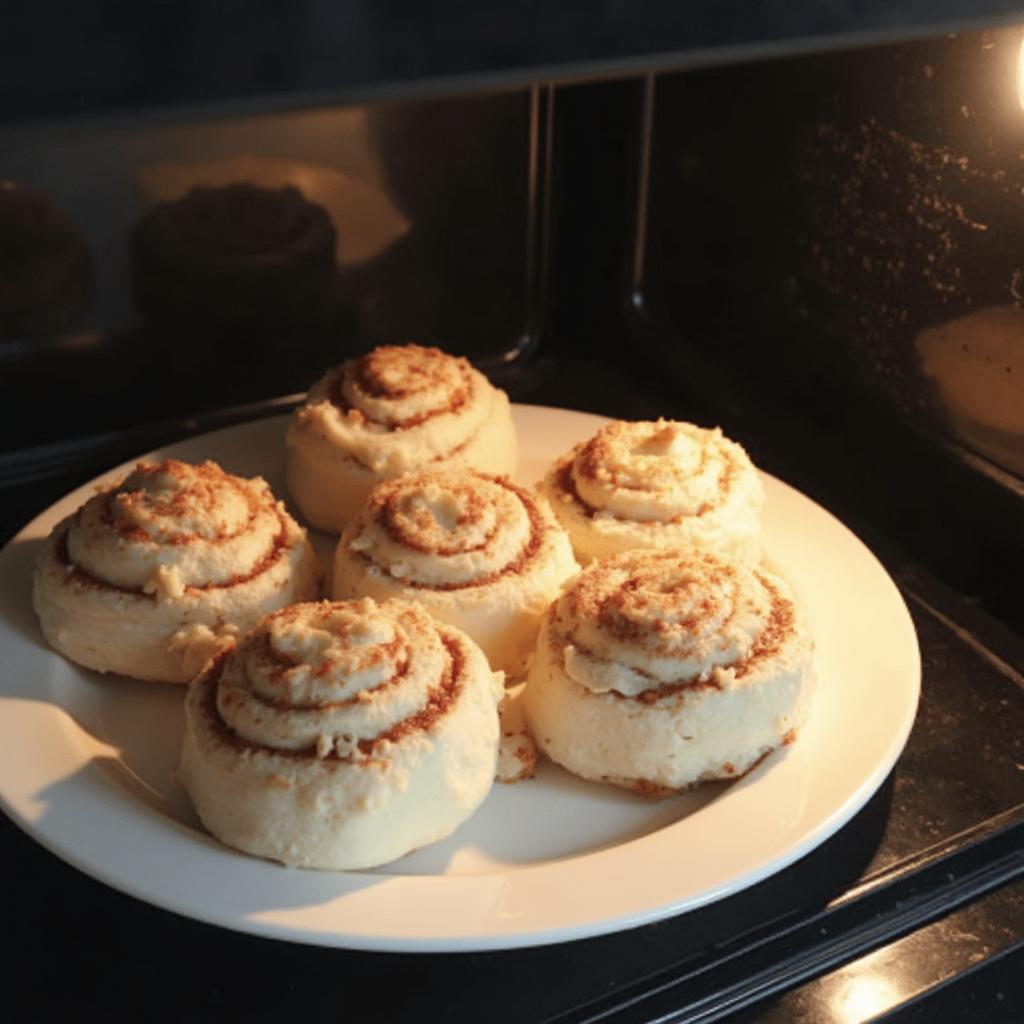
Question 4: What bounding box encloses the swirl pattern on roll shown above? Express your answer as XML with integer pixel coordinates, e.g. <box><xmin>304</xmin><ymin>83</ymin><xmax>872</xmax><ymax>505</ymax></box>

<box><xmin>541</xmin><ymin>419</ymin><xmax>764</xmax><ymax>564</ymax></box>
<box><xmin>346</xmin><ymin>472</ymin><xmax>551</xmax><ymax>589</ymax></box>
<box><xmin>215</xmin><ymin>599</ymin><xmax>469</xmax><ymax>758</ymax></box>
<box><xmin>66</xmin><ymin>460</ymin><xmax>290</xmax><ymax>596</ymax></box>
<box><xmin>332</xmin><ymin>345</ymin><xmax>476</xmax><ymax>459</ymax></box>
<box><xmin>524</xmin><ymin>550</ymin><xmax>814</xmax><ymax>794</ymax></box>
<box><xmin>32</xmin><ymin>459</ymin><xmax>321</xmax><ymax>683</ymax></box>
<box><xmin>286</xmin><ymin>344</ymin><xmax>518</xmax><ymax>532</ymax></box>
<box><xmin>180</xmin><ymin>598</ymin><xmax>503</xmax><ymax>869</ymax></box>
<box><xmin>556</xmin><ymin>550</ymin><xmax>791</xmax><ymax>700</ymax></box>
<box><xmin>333</xmin><ymin>472</ymin><xmax>579</xmax><ymax>676</ymax></box>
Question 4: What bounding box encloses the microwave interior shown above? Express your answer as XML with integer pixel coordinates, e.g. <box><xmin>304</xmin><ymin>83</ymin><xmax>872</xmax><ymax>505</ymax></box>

<box><xmin>2</xmin><ymin>14</ymin><xmax>1024</xmax><ymax>1024</ymax></box>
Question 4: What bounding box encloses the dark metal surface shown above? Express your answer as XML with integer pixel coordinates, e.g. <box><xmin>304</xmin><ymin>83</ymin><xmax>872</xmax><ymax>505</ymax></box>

<box><xmin>641</xmin><ymin>26</ymin><xmax>1024</xmax><ymax>481</ymax></box>
<box><xmin>595</xmin><ymin>31</ymin><xmax>1024</xmax><ymax>632</ymax></box>
<box><xmin>0</xmin><ymin>88</ymin><xmax>540</xmax><ymax>448</ymax></box>
<box><xmin>735</xmin><ymin>873</ymin><xmax>1024</xmax><ymax>1022</ymax></box>
<box><xmin>4</xmin><ymin>2</ymin><xmax>1024</xmax><ymax>124</ymax></box>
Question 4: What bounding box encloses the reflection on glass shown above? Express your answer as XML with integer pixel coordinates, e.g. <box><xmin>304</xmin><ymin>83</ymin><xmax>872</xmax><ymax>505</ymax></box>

<box><xmin>916</xmin><ymin>306</ymin><xmax>1024</xmax><ymax>473</ymax></box>
<box><xmin>137</xmin><ymin>155</ymin><xmax>408</xmax><ymax>268</ymax></box>
<box><xmin>1016</xmin><ymin>32</ymin><xmax>1024</xmax><ymax>109</ymax></box>
<box><xmin>0</xmin><ymin>180</ymin><xmax>94</xmax><ymax>340</ymax></box>
<box><xmin>833</xmin><ymin>972</ymin><xmax>901</xmax><ymax>1023</ymax></box>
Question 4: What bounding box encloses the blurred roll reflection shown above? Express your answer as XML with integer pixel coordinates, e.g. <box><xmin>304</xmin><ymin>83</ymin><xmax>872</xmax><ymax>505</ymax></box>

<box><xmin>0</xmin><ymin>181</ymin><xmax>94</xmax><ymax>340</ymax></box>
<box><xmin>917</xmin><ymin>306</ymin><xmax>1024</xmax><ymax>474</ymax></box>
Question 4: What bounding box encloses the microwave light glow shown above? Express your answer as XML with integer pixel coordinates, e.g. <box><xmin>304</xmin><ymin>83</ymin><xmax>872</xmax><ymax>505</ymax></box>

<box><xmin>1016</xmin><ymin>33</ymin><xmax>1024</xmax><ymax>109</ymax></box>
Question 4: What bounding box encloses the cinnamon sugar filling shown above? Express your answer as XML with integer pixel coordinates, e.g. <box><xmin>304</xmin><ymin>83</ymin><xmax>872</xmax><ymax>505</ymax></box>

<box><xmin>200</xmin><ymin>635</ymin><xmax>467</xmax><ymax>763</ymax></box>
<box><xmin>353</xmin><ymin>478</ymin><xmax>546</xmax><ymax>591</ymax></box>
<box><xmin>56</xmin><ymin>515</ymin><xmax>291</xmax><ymax>595</ymax></box>
<box><xmin>554</xmin><ymin>444</ymin><xmax>741</xmax><ymax>523</ymax></box>
<box><xmin>555</xmin><ymin>566</ymin><xmax>798</xmax><ymax>702</ymax></box>
<box><xmin>328</xmin><ymin>347</ymin><xmax>474</xmax><ymax>432</ymax></box>
<box><xmin>97</xmin><ymin>460</ymin><xmax>258</xmax><ymax>545</ymax></box>
<box><xmin>236</xmin><ymin>631</ymin><xmax>413</xmax><ymax>712</ymax></box>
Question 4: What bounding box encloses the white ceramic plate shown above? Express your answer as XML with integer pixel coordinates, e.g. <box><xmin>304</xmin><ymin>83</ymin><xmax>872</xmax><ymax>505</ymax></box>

<box><xmin>0</xmin><ymin>405</ymin><xmax>920</xmax><ymax>951</ymax></box>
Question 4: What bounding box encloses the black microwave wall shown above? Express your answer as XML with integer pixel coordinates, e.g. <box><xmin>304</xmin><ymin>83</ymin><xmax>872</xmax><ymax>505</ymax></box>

<box><xmin>0</xmin><ymin>88</ymin><xmax>540</xmax><ymax>452</ymax></box>
<box><xmin>5</xmin><ymin>25</ymin><xmax>1024</xmax><ymax>465</ymax></box>
<box><xmin>547</xmin><ymin>27</ymin><xmax>1024</xmax><ymax>472</ymax></box>
<box><xmin>2</xmin><ymin>22</ymin><xmax>1023</xmax><ymax>626</ymax></box>
<box><xmin>636</xmin><ymin>26</ymin><xmax>1024</xmax><ymax>472</ymax></box>
<box><xmin>545</xmin><ymin>26</ymin><xmax>1024</xmax><ymax>628</ymax></box>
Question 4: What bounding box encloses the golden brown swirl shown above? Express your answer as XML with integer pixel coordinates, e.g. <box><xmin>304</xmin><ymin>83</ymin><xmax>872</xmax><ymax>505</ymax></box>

<box><xmin>524</xmin><ymin>549</ymin><xmax>815</xmax><ymax>794</ymax></box>
<box><xmin>343</xmin><ymin>472</ymin><xmax>556</xmax><ymax>590</ymax></box>
<box><xmin>541</xmin><ymin>419</ymin><xmax>764</xmax><ymax>564</ymax></box>
<box><xmin>62</xmin><ymin>459</ymin><xmax>288</xmax><ymax>596</ymax></box>
<box><xmin>333</xmin><ymin>472</ymin><xmax>579</xmax><ymax>676</ymax></box>
<box><xmin>285</xmin><ymin>344</ymin><xmax>518</xmax><ymax>532</ymax></box>
<box><xmin>334</xmin><ymin>344</ymin><xmax>473</xmax><ymax>433</ymax></box>
<box><xmin>32</xmin><ymin>458</ymin><xmax>322</xmax><ymax>683</ymax></box>
<box><xmin>551</xmin><ymin>549</ymin><xmax>801</xmax><ymax>700</ymax></box>
<box><xmin>295</xmin><ymin>344</ymin><xmax>508</xmax><ymax>476</ymax></box>
<box><xmin>209</xmin><ymin>598</ymin><xmax>488</xmax><ymax>758</ymax></box>
<box><xmin>179</xmin><ymin>597</ymin><xmax>503</xmax><ymax>868</ymax></box>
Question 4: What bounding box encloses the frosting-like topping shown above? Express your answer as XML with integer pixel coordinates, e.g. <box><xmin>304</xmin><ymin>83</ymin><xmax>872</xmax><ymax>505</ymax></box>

<box><xmin>552</xmin><ymin>550</ymin><xmax>801</xmax><ymax>699</ymax></box>
<box><xmin>289</xmin><ymin>345</ymin><xmax>506</xmax><ymax>474</ymax></box>
<box><xmin>346</xmin><ymin>472</ymin><xmax>548</xmax><ymax>590</ymax></box>
<box><xmin>214</xmin><ymin>598</ymin><xmax>501</xmax><ymax>755</ymax></box>
<box><xmin>562</xmin><ymin>419</ymin><xmax>755</xmax><ymax>524</ymax></box>
<box><xmin>340</xmin><ymin>345</ymin><xmax>471</xmax><ymax>429</ymax></box>
<box><xmin>65</xmin><ymin>460</ymin><xmax>288</xmax><ymax>595</ymax></box>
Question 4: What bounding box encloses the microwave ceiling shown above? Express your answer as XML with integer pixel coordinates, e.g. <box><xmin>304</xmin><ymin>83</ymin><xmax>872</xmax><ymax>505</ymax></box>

<box><xmin>4</xmin><ymin>2</ymin><xmax>1024</xmax><ymax>125</ymax></box>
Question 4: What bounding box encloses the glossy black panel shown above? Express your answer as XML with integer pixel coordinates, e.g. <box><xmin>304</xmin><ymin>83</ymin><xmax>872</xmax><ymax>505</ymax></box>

<box><xmin>0</xmin><ymin>90</ymin><xmax>538</xmax><ymax>453</ymax></box>
<box><xmin>3</xmin><ymin>2</ymin><xmax>1024</xmax><ymax>123</ymax></box>
<box><xmin>631</xmin><ymin>27</ymin><xmax>1024</xmax><ymax>629</ymax></box>
<box><xmin>643</xmin><ymin>27</ymin><xmax>1024</xmax><ymax>473</ymax></box>
<box><xmin>734</xmin><ymin>874</ymin><xmax>1024</xmax><ymax>1022</ymax></box>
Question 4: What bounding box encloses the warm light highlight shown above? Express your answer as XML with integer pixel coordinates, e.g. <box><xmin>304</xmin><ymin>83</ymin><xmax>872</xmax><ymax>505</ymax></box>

<box><xmin>835</xmin><ymin>974</ymin><xmax>900</xmax><ymax>1024</ymax></box>
<box><xmin>1017</xmin><ymin>33</ymin><xmax>1024</xmax><ymax>109</ymax></box>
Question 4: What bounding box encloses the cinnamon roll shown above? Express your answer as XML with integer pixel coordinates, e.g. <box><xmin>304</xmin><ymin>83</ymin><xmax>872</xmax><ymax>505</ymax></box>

<box><xmin>332</xmin><ymin>471</ymin><xmax>579</xmax><ymax>676</ymax></box>
<box><xmin>179</xmin><ymin>598</ymin><xmax>503</xmax><ymax>869</ymax></box>
<box><xmin>285</xmin><ymin>344</ymin><xmax>518</xmax><ymax>532</ymax></box>
<box><xmin>539</xmin><ymin>419</ymin><xmax>764</xmax><ymax>565</ymax></box>
<box><xmin>523</xmin><ymin>550</ymin><xmax>815</xmax><ymax>795</ymax></box>
<box><xmin>32</xmin><ymin>459</ymin><xmax>322</xmax><ymax>684</ymax></box>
